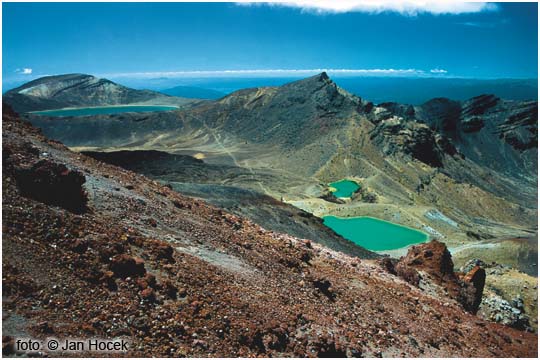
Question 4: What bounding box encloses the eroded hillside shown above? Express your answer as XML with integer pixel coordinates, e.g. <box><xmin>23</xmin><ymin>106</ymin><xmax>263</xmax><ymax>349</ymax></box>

<box><xmin>2</xmin><ymin>105</ymin><xmax>538</xmax><ymax>357</ymax></box>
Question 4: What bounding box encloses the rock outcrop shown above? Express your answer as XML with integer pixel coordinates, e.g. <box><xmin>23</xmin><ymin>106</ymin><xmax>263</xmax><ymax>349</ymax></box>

<box><xmin>416</xmin><ymin>94</ymin><xmax>537</xmax><ymax>181</ymax></box>
<box><xmin>460</xmin><ymin>259</ymin><xmax>537</xmax><ymax>332</ymax></box>
<box><xmin>390</xmin><ymin>240</ymin><xmax>486</xmax><ymax>314</ymax></box>
<box><xmin>12</xmin><ymin>159</ymin><xmax>88</xmax><ymax>214</ymax></box>
<box><xmin>369</xmin><ymin>118</ymin><xmax>459</xmax><ymax>168</ymax></box>
<box><xmin>479</xmin><ymin>293</ymin><xmax>532</xmax><ymax>332</ymax></box>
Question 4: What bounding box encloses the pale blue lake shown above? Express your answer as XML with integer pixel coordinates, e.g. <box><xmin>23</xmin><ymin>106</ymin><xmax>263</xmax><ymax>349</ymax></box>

<box><xmin>31</xmin><ymin>105</ymin><xmax>178</xmax><ymax>117</ymax></box>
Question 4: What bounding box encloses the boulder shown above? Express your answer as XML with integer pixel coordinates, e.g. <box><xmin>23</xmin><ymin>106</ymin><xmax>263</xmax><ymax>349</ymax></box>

<box><xmin>15</xmin><ymin>159</ymin><xmax>88</xmax><ymax>213</ymax></box>
<box><xmin>395</xmin><ymin>240</ymin><xmax>454</xmax><ymax>280</ymax></box>
<box><xmin>458</xmin><ymin>266</ymin><xmax>486</xmax><ymax>314</ymax></box>
<box><xmin>110</xmin><ymin>254</ymin><xmax>146</xmax><ymax>278</ymax></box>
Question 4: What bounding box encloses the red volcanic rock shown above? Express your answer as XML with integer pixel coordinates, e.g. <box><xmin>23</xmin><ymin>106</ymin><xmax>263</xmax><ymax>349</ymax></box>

<box><xmin>459</xmin><ymin>266</ymin><xmax>486</xmax><ymax>314</ymax></box>
<box><xmin>395</xmin><ymin>240</ymin><xmax>454</xmax><ymax>281</ymax></box>
<box><xmin>394</xmin><ymin>240</ymin><xmax>486</xmax><ymax>314</ymax></box>
<box><xmin>14</xmin><ymin>159</ymin><xmax>88</xmax><ymax>214</ymax></box>
<box><xmin>110</xmin><ymin>254</ymin><xmax>146</xmax><ymax>278</ymax></box>
<box><xmin>140</xmin><ymin>288</ymin><xmax>156</xmax><ymax>302</ymax></box>
<box><xmin>145</xmin><ymin>239</ymin><xmax>175</xmax><ymax>263</ymax></box>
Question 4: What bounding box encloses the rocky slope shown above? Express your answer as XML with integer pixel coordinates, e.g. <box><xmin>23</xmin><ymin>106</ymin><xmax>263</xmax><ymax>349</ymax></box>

<box><xmin>81</xmin><ymin>150</ymin><xmax>377</xmax><ymax>259</ymax></box>
<box><xmin>3</xmin><ymin>74</ymin><xmax>197</xmax><ymax>113</ymax></box>
<box><xmin>2</xmin><ymin>105</ymin><xmax>538</xmax><ymax>357</ymax></box>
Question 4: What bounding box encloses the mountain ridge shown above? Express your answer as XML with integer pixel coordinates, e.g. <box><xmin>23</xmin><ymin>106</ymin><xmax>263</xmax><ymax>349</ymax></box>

<box><xmin>3</xmin><ymin>73</ymin><xmax>198</xmax><ymax>113</ymax></box>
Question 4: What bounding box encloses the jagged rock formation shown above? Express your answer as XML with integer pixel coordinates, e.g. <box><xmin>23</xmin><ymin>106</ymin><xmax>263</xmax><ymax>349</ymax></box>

<box><xmin>416</xmin><ymin>94</ymin><xmax>538</xmax><ymax>179</ymax></box>
<box><xmin>460</xmin><ymin>259</ymin><xmax>538</xmax><ymax>332</ymax></box>
<box><xmin>3</xmin><ymin>105</ymin><xmax>537</xmax><ymax>357</ymax></box>
<box><xmin>3</xmin><ymin>74</ymin><xmax>196</xmax><ymax>113</ymax></box>
<box><xmin>387</xmin><ymin>240</ymin><xmax>486</xmax><ymax>314</ymax></box>
<box><xmin>368</xmin><ymin>117</ymin><xmax>459</xmax><ymax>168</ymax></box>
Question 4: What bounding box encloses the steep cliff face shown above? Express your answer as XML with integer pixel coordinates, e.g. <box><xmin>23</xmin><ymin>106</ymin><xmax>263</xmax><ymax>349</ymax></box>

<box><xmin>368</xmin><ymin>116</ymin><xmax>459</xmax><ymax>168</ymax></box>
<box><xmin>415</xmin><ymin>94</ymin><xmax>538</xmax><ymax>181</ymax></box>
<box><xmin>3</xmin><ymin>74</ymin><xmax>195</xmax><ymax>112</ymax></box>
<box><xmin>2</xmin><ymin>105</ymin><xmax>537</xmax><ymax>357</ymax></box>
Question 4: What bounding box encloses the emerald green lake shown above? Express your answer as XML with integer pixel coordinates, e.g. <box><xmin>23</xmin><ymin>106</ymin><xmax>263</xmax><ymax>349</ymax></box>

<box><xmin>329</xmin><ymin>179</ymin><xmax>360</xmax><ymax>198</ymax></box>
<box><xmin>31</xmin><ymin>105</ymin><xmax>178</xmax><ymax>117</ymax></box>
<box><xmin>322</xmin><ymin>216</ymin><xmax>428</xmax><ymax>251</ymax></box>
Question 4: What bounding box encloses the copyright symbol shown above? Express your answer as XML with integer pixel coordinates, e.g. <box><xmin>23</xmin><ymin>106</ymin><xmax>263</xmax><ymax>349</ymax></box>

<box><xmin>47</xmin><ymin>339</ymin><xmax>59</xmax><ymax>351</ymax></box>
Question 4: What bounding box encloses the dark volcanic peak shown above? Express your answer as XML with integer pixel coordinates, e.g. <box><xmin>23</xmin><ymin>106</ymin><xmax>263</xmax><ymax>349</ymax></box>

<box><xmin>284</xmin><ymin>71</ymin><xmax>332</xmax><ymax>89</ymax></box>
<box><xmin>185</xmin><ymin>72</ymin><xmax>364</xmax><ymax>148</ymax></box>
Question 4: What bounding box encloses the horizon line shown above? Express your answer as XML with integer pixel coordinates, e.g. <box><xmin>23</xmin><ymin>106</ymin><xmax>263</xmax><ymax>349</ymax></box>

<box><xmin>2</xmin><ymin>68</ymin><xmax>538</xmax><ymax>87</ymax></box>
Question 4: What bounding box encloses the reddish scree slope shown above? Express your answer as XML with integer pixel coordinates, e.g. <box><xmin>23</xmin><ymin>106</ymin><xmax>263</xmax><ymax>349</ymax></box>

<box><xmin>2</xmin><ymin>105</ymin><xmax>537</xmax><ymax>357</ymax></box>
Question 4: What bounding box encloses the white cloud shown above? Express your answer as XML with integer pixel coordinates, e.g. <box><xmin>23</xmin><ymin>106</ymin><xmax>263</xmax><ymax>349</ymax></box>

<box><xmin>237</xmin><ymin>1</ymin><xmax>498</xmax><ymax>15</ymax></box>
<box><xmin>430</xmin><ymin>68</ymin><xmax>448</xmax><ymax>74</ymax></box>
<box><xmin>101</xmin><ymin>68</ymin><xmax>434</xmax><ymax>79</ymax></box>
<box><xmin>15</xmin><ymin>68</ymin><xmax>33</xmax><ymax>75</ymax></box>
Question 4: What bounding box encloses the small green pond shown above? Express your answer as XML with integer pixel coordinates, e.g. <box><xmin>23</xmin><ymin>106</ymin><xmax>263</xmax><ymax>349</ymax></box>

<box><xmin>322</xmin><ymin>216</ymin><xmax>428</xmax><ymax>251</ymax></box>
<box><xmin>30</xmin><ymin>105</ymin><xmax>178</xmax><ymax>117</ymax></box>
<box><xmin>329</xmin><ymin>179</ymin><xmax>360</xmax><ymax>198</ymax></box>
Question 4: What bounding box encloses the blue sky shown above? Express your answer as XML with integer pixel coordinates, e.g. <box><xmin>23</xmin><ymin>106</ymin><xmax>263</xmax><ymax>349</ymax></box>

<box><xmin>2</xmin><ymin>1</ymin><xmax>538</xmax><ymax>87</ymax></box>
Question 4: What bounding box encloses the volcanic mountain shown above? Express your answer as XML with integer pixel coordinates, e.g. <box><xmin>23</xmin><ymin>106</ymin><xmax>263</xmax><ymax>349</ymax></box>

<box><xmin>2</xmin><ymin>105</ymin><xmax>537</xmax><ymax>357</ymax></box>
<box><xmin>18</xmin><ymin>73</ymin><xmax>537</xmax><ymax>262</ymax></box>
<box><xmin>3</xmin><ymin>73</ymin><xmax>197</xmax><ymax>113</ymax></box>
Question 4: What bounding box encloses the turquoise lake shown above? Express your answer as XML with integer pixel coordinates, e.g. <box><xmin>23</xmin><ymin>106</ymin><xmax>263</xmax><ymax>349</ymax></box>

<box><xmin>31</xmin><ymin>105</ymin><xmax>178</xmax><ymax>117</ymax></box>
<box><xmin>322</xmin><ymin>216</ymin><xmax>428</xmax><ymax>251</ymax></box>
<box><xmin>329</xmin><ymin>179</ymin><xmax>360</xmax><ymax>198</ymax></box>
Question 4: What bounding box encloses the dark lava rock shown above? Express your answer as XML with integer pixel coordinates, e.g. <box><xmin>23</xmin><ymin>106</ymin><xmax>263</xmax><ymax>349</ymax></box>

<box><xmin>459</xmin><ymin>266</ymin><xmax>486</xmax><ymax>314</ymax></box>
<box><xmin>110</xmin><ymin>254</ymin><xmax>146</xmax><ymax>278</ymax></box>
<box><xmin>370</xmin><ymin>119</ymin><xmax>457</xmax><ymax>168</ymax></box>
<box><xmin>379</xmin><ymin>257</ymin><xmax>398</xmax><ymax>275</ymax></box>
<box><xmin>461</xmin><ymin>117</ymin><xmax>485</xmax><ymax>133</ymax></box>
<box><xmin>462</xmin><ymin>94</ymin><xmax>499</xmax><ymax>116</ymax></box>
<box><xmin>15</xmin><ymin>159</ymin><xmax>88</xmax><ymax>214</ymax></box>
<box><xmin>312</xmin><ymin>278</ymin><xmax>336</xmax><ymax>301</ymax></box>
